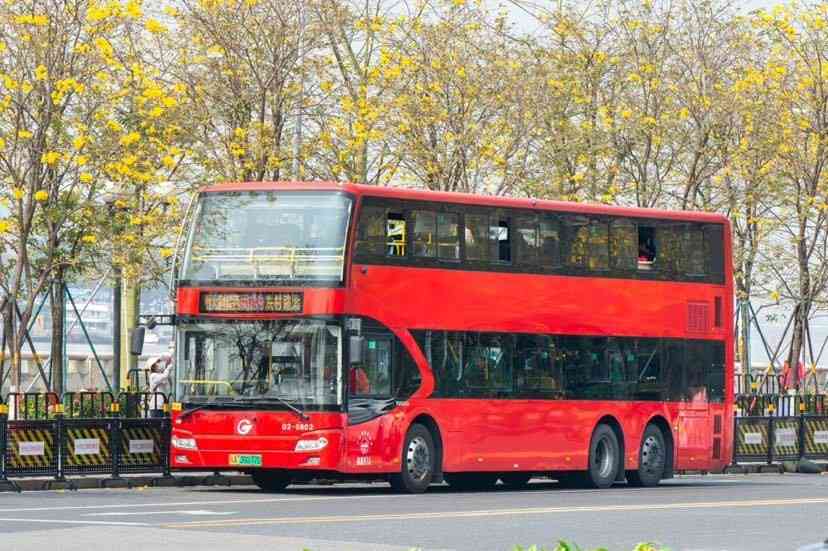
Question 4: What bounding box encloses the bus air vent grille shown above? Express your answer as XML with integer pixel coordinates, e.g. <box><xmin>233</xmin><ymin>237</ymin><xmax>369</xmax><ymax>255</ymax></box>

<box><xmin>687</xmin><ymin>302</ymin><xmax>710</xmax><ymax>333</ymax></box>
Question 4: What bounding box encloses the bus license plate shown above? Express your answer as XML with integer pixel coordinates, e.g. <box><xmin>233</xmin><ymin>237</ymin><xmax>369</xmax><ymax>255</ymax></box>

<box><xmin>229</xmin><ymin>454</ymin><xmax>262</xmax><ymax>467</ymax></box>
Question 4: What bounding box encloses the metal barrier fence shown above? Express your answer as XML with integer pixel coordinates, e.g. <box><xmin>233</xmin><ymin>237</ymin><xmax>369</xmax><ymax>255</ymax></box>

<box><xmin>735</xmin><ymin>394</ymin><xmax>825</xmax><ymax>417</ymax></box>
<box><xmin>0</xmin><ymin>392</ymin><xmax>170</xmax><ymax>489</ymax></box>
<box><xmin>734</xmin><ymin>415</ymin><xmax>828</xmax><ymax>464</ymax></box>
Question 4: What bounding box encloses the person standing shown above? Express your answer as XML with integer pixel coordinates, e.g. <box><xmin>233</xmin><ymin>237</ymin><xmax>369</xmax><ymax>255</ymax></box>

<box><xmin>147</xmin><ymin>355</ymin><xmax>172</xmax><ymax>417</ymax></box>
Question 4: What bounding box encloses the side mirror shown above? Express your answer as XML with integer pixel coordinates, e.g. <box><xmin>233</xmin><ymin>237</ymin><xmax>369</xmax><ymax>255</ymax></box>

<box><xmin>130</xmin><ymin>326</ymin><xmax>146</xmax><ymax>356</ymax></box>
<box><xmin>349</xmin><ymin>336</ymin><xmax>365</xmax><ymax>364</ymax></box>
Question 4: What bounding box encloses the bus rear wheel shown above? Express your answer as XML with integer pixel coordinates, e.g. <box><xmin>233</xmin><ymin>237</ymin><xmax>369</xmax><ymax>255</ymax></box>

<box><xmin>445</xmin><ymin>473</ymin><xmax>498</xmax><ymax>491</ymax></box>
<box><xmin>251</xmin><ymin>469</ymin><xmax>291</xmax><ymax>492</ymax></box>
<box><xmin>389</xmin><ymin>424</ymin><xmax>435</xmax><ymax>493</ymax></box>
<box><xmin>585</xmin><ymin>424</ymin><xmax>621</xmax><ymax>489</ymax></box>
<box><xmin>627</xmin><ymin>424</ymin><xmax>666</xmax><ymax>487</ymax></box>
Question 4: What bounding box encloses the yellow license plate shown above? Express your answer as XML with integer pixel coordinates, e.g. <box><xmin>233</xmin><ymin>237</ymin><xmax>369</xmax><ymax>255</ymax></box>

<box><xmin>229</xmin><ymin>454</ymin><xmax>262</xmax><ymax>467</ymax></box>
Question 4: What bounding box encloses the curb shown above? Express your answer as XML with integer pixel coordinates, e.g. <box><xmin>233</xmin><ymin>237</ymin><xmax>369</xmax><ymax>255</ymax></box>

<box><xmin>1</xmin><ymin>473</ymin><xmax>253</xmax><ymax>492</ymax></box>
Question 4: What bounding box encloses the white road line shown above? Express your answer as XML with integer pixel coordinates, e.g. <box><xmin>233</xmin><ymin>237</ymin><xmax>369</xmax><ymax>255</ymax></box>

<box><xmin>0</xmin><ymin>518</ymin><xmax>150</xmax><ymax>527</ymax></box>
<box><xmin>86</xmin><ymin>510</ymin><xmax>237</xmax><ymax>517</ymax></box>
<box><xmin>0</xmin><ymin>494</ymin><xmax>402</xmax><ymax>514</ymax></box>
<box><xmin>163</xmin><ymin>496</ymin><xmax>828</xmax><ymax>529</ymax></box>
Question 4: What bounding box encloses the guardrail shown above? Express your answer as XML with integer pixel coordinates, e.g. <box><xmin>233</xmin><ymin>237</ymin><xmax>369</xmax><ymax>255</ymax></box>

<box><xmin>734</xmin><ymin>414</ymin><xmax>828</xmax><ymax>465</ymax></box>
<box><xmin>0</xmin><ymin>392</ymin><xmax>171</xmax><ymax>491</ymax></box>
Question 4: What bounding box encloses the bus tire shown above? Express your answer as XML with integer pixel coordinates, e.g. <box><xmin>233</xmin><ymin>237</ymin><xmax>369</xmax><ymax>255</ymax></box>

<box><xmin>627</xmin><ymin>424</ymin><xmax>667</xmax><ymax>487</ymax></box>
<box><xmin>586</xmin><ymin>424</ymin><xmax>620</xmax><ymax>489</ymax></box>
<box><xmin>445</xmin><ymin>473</ymin><xmax>498</xmax><ymax>491</ymax></box>
<box><xmin>251</xmin><ymin>469</ymin><xmax>291</xmax><ymax>492</ymax></box>
<box><xmin>499</xmin><ymin>473</ymin><xmax>532</xmax><ymax>489</ymax></box>
<box><xmin>389</xmin><ymin>424</ymin><xmax>435</xmax><ymax>493</ymax></box>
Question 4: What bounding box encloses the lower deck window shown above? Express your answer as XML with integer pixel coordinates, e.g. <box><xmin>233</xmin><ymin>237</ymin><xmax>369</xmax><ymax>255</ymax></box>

<box><xmin>412</xmin><ymin>330</ymin><xmax>725</xmax><ymax>402</ymax></box>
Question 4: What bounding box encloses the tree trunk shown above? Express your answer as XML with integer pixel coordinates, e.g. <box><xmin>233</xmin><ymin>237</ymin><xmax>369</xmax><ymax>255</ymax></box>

<box><xmin>49</xmin><ymin>276</ymin><xmax>65</xmax><ymax>395</ymax></box>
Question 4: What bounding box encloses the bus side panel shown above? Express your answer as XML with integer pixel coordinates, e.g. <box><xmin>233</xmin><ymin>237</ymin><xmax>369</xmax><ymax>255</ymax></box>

<box><xmin>341</xmin><ymin>410</ymin><xmax>407</xmax><ymax>474</ymax></box>
<box><xmin>422</xmin><ymin>398</ymin><xmax>676</xmax><ymax>473</ymax></box>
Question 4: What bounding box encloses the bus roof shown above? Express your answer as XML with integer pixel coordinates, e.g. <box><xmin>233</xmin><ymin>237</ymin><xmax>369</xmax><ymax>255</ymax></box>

<box><xmin>201</xmin><ymin>180</ymin><xmax>728</xmax><ymax>224</ymax></box>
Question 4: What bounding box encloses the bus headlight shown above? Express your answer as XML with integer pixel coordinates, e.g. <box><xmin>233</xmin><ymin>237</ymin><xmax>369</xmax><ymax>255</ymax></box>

<box><xmin>172</xmin><ymin>437</ymin><xmax>198</xmax><ymax>450</ymax></box>
<box><xmin>295</xmin><ymin>437</ymin><xmax>328</xmax><ymax>452</ymax></box>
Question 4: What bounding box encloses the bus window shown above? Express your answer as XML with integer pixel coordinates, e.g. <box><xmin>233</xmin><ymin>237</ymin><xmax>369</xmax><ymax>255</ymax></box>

<box><xmin>515</xmin><ymin>335</ymin><xmax>561</xmax><ymax>398</ymax></box>
<box><xmin>654</xmin><ymin>224</ymin><xmax>681</xmax><ymax>275</ymax></box>
<box><xmin>355</xmin><ymin>206</ymin><xmax>386</xmax><ymax>257</ymax></box>
<box><xmin>412</xmin><ymin>210</ymin><xmax>436</xmax><ymax>258</ymax></box>
<box><xmin>539</xmin><ymin>215</ymin><xmax>561</xmax><ymax>268</ymax></box>
<box><xmin>387</xmin><ymin>212</ymin><xmax>405</xmax><ymax>256</ymax></box>
<box><xmin>489</xmin><ymin>217</ymin><xmax>511</xmax><ymax>264</ymax></box>
<box><xmin>588</xmin><ymin>220</ymin><xmax>609</xmax><ymax>271</ymax></box>
<box><xmin>350</xmin><ymin>336</ymin><xmax>392</xmax><ymax>397</ymax></box>
<box><xmin>611</xmin><ymin>218</ymin><xmax>638</xmax><ymax>271</ymax></box>
<box><xmin>637</xmin><ymin>225</ymin><xmax>656</xmax><ymax>268</ymax></box>
<box><xmin>516</xmin><ymin>215</ymin><xmax>540</xmax><ymax>268</ymax></box>
<box><xmin>563</xmin><ymin>216</ymin><xmax>589</xmax><ymax>268</ymax></box>
<box><xmin>464</xmin><ymin>214</ymin><xmax>489</xmax><ymax>262</ymax></box>
<box><xmin>437</xmin><ymin>213</ymin><xmax>460</xmax><ymax>260</ymax></box>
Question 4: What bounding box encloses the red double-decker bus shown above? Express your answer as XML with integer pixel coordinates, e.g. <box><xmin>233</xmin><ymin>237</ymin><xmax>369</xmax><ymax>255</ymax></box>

<box><xmin>168</xmin><ymin>181</ymin><xmax>733</xmax><ymax>493</ymax></box>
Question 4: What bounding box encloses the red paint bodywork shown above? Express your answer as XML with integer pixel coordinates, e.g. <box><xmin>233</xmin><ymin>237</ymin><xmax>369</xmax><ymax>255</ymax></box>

<box><xmin>172</xmin><ymin>181</ymin><xmax>734</xmax><ymax>477</ymax></box>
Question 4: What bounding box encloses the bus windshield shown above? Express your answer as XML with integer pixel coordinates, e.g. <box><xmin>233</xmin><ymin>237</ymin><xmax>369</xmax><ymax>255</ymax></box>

<box><xmin>177</xmin><ymin>319</ymin><xmax>343</xmax><ymax>408</ymax></box>
<box><xmin>181</xmin><ymin>191</ymin><xmax>352</xmax><ymax>282</ymax></box>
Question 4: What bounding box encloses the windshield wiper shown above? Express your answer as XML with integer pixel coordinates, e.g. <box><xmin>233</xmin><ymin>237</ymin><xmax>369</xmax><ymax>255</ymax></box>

<box><xmin>179</xmin><ymin>401</ymin><xmax>231</xmax><ymax>421</ymax></box>
<box><xmin>234</xmin><ymin>396</ymin><xmax>309</xmax><ymax>421</ymax></box>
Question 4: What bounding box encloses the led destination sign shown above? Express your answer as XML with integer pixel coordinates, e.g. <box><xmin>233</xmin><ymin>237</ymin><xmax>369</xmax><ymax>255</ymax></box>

<box><xmin>201</xmin><ymin>292</ymin><xmax>303</xmax><ymax>313</ymax></box>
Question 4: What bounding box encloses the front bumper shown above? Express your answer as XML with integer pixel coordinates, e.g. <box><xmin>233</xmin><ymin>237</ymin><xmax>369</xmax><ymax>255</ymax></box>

<box><xmin>170</xmin><ymin>429</ymin><xmax>344</xmax><ymax>470</ymax></box>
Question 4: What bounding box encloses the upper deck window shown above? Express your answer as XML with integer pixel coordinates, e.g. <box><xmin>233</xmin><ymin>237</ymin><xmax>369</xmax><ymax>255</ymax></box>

<box><xmin>181</xmin><ymin>191</ymin><xmax>352</xmax><ymax>283</ymax></box>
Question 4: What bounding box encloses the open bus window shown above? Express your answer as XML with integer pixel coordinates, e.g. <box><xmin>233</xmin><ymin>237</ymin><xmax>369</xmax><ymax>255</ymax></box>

<box><xmin>489</xmin><ymin>218</ymin><xmax>511</xmax><ymax>264</ymax></box>
<box><xmin>386</xmin><ymin>212</ymin><xmax>406</xmax><ymax>256</ymax></box>
<box><xmin>638</xmin><ymin>226</ymin><xmax>656</xmax><ymax>268</ymax></box>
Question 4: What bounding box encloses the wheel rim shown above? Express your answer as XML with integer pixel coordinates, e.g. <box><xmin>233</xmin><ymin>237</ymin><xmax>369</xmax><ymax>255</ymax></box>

<box><xmin>594</xmin><ymin>435</ymin><xmax>615</xmax><ymax>479</ymax></box>
<box><xmin>406</xmin><ymin>436</ymin><xmax>431</xmax><ymax>482</ymax></box>
<box><xmin>640</xmin><ymin>434</ymin><xmax>665</xmax><ymax>475</ymax></box>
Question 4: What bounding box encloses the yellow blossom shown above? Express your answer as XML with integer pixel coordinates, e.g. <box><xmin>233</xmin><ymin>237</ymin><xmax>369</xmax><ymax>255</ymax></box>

<box><xmin>79</xmin><ymin>173</ymin><xmax>93</xmax><ymax>184</ymax></box>
<box><xmin>73</xmin><ymin>135</ymin><xmax>88</xmax><ymax>150</ymax></box>
<box><xmin>162</xmin><ymin>155</ymin><xmax>175</xmax><ymax>168</ymax></box>
<box><xmin>81</xmin><ymin>234</ymin><xmax>97</xmax><ymax>244</ymax></box>
<box><xmin>160</xmin><ymin>248</ymin><xmax>174</xmax><ymax>258</ymax></box>
<box><xmin>145</xmin><ymin>19</ymin><xmax>167</xmax><ymax>34</ymax></box>
<box><xmin>75</xmin><ymin>155</ymin><xmax>89</xmax><ymax>167</ymax></box>
<box><xmin>0</xmin><ymin>220</ymin><xmax>9</xmax><ymax>233</ymax></box>
<box><xmin>34</xmin><ymin>65</ymin><xmax>48</xmax><ymax>81</ymax></box>
<box><xmin>12</xmin><ymin>188</ymin><xmax>24</xmax><ymax>200</ymax></box>
<box><xmin>120</xmin><ymin>132</ymin><xmax>141</xmax><ymax>146</ymax></box>
<box><xmin>18</xmin><ymin>130</ymin><xmax>33</xmax><ymax>139</ymax></box>
<box><xmin>41</xmin><ymin>151</ymin><xmax>60</xmax><ymax>166</ymax></box>
<box><xmin>34</xmin><ymin>190</ymin><xmax>48</xmax><ymax>202</ymax></box>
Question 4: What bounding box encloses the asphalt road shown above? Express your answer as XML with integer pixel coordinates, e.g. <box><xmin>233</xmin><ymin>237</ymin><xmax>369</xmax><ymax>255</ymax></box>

<box><xmin>1</xmin><ymin>474</ymin><xmax>827</xmax><ymax>551</ymax></box>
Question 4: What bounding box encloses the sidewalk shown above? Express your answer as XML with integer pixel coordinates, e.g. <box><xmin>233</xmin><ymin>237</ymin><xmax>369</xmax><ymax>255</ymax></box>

<box><xmin>0</xmin><ymin>471</ymin><xmax>253</xmax><ymax>492</ymax></box>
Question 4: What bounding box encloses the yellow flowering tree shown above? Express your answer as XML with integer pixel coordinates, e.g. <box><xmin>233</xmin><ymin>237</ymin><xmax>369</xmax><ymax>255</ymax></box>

<box><xmin>171</xmin><ymin>0</ymin><xmax>306</xmax><ymax>182</ymax></box>
<box><xmin>0</xmin><ymin>0</ymin><xmax>191</xmax><ymax>392</ymax></box>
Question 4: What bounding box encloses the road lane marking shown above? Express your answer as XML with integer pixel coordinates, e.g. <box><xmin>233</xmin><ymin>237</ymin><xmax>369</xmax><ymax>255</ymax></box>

<box><xmin>162</xmin><ymin>497</ymin><xmax>828</xmax><ymax>529</ymax></box>
<box><xmin>86</xmin><ymin>510</ymin><xmax>237</xmax><ymax>517</ymax></box>
<box><xmin>0</xmin><ymin>494</ymin><xmax>403</xmax><ymax>514</ymax></box>
<box><xmin>0</xmin><ymin>518</ymin><xmax>150</xmax><ymax>527</ymax></box>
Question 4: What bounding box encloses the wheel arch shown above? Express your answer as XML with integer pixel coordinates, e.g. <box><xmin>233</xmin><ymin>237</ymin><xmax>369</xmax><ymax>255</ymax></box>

<box><xmin>644</xmin><ymin>414</ymin><xmax>675</xmax><ymax>478</ymax></box>
<box><xmin>408</xmin><ymin>413</ymin><xmax>444</xmax><ymax>482</ymax></box>
<box><xmin>595</xmin><ymin>414</ymin><xmax>626</xmax><ymax>481</ymax></box>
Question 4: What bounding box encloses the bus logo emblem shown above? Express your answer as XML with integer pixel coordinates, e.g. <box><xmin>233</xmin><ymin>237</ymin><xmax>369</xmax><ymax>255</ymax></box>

<box><xmin>237</xmin><ymin>419</ymin><xmax>253</xmax><ymax>436</ymax></box>
<box><xmin>358</xmin><ymin>431</ymin><xmax>373</xmax><ymax>455</ymax></box>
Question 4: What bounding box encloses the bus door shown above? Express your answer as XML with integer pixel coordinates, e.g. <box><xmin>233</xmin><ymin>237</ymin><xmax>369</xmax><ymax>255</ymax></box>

<box><xmin>675</xmin><ymin>342</ymin><xmax>714</xmax><ymax>470</ymax></box>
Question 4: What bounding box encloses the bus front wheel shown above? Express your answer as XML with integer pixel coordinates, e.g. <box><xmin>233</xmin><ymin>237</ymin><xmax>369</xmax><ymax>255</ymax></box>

<box><xmin>251</xmin><ymin>469</ymin><xmax>291</xmax><ymax>492</ymax></box>
<box><xmin>389</xmin><ymin>424</ymin><xmax>435</xmax><ymax>493</ymax></box>
<box><xmin>586</xmin><ymin>424</ymin><xmax>621</xmax><ymax>489</ymax></box>
<box><xmin>627</xmin><ymin>424</ymin><xmax>666</xmax><ymax>487</ymax></box>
